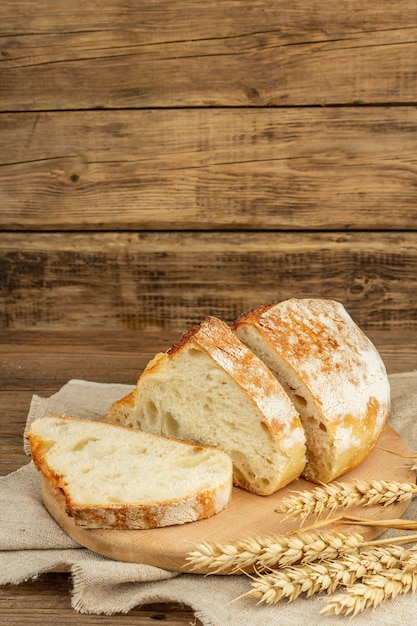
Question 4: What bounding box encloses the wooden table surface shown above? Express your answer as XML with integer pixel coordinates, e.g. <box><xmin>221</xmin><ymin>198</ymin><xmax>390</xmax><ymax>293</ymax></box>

<box><xmin>1</xmin><ymin>0</ymin><xmax>417</xmax><ymax>623</ymax></box>
<box><xmin>0</xmin><ymin>329</ymin><xmax>416</xmax><ymax>625</ymax></box>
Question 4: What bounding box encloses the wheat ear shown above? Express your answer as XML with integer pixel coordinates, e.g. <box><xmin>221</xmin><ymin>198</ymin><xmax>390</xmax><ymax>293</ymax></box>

<box><xmin>320</xmin><ymin>549</ymin><xmax>417</xmax><ymax>616</ymax></box>
<box><xmin>239</xmin><ymin>544</ymin><xmax>412</xmax><ymax>605</ymax></box>
<box><xmin>275</xmin><ymin>480</ymin><xmax>417</xmax><ymax>522</ymax></box>
<box><xmin>185</xmin><ymin>530</ymin><xmax>363</xmax><ymax>573</ymax></box>
<box><xmin>320</xmin><ymin>568</ymin><xmax>417</xmax><ymax>617</ymax></box>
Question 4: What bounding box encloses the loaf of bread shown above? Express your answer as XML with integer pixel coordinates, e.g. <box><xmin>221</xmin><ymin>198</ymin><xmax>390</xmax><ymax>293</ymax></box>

<box><xmin>233</xmin><ymin>298</ymin><xmax>390</xmax><ymax>483</ymax></box>
<box><xmin>108</xmin><ymin>315</ymin><xmax>307</xmax><ymax>496</ymax></box>
<box><xmin>27</xmin><ymin>415</ymin><xmax>233</xmax><ymax>529</ymax></box>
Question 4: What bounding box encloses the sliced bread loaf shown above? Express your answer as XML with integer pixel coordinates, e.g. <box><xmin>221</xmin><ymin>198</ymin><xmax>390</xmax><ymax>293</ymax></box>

<box><xmin>108</xmin><ymin>316</ymin><xmax>307</xmax><ymax>496</ymax></box>
<box><xmin>233</xmin><ymin>298</ymin><xmax>390</xmax><ymax>483</ymax></box>
<box><xmin>27</xmin><ymin>415</ymin><xmax>233</xmax><ymax>529</ymax></box>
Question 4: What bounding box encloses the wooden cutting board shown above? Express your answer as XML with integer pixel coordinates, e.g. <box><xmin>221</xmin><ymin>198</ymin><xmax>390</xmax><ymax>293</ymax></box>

<box><xmin>41</xmin><ymin>425</ymin><xmax>416</xmax><ymax>574</ymax></box>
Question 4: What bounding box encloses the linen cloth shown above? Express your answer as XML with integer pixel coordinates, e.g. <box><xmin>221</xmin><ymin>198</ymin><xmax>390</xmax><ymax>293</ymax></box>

<box><xmin>1</xmin><ymin>373</ymin><xmax>417</xmax><ymax>625</ymax></box>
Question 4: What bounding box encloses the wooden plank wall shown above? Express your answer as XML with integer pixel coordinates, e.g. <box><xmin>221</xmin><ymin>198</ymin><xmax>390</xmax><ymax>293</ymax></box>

<box><xmin>1</xmin><ymin>0</ymin><xmax>417</xmax><ymax>371</ymax></box>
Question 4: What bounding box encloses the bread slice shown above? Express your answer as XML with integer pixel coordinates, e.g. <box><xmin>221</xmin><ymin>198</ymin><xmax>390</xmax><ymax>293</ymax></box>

<box><xmin>233</xmin><ymin>298</ymin><xmax>391</xmax><ymax>483</ymax></box>
<box><xmin>27</xmin><ymin>415</ymin><xmax>233</xmax><ymax>529</ymax></box>
<box><xmin>108</xmin><ymin>316</ymin><xmax>306</xmax><ymax>496</ymax></box>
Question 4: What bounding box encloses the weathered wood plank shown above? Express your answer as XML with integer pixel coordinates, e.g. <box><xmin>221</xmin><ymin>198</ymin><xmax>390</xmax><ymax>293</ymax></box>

<box><xmin>1</xmin><ymin>108</ymin><xmax>417</xmax><ymax>230</ymax></box>
<box><xmin>5</xmin><ymin>0</ymin><xmax>416</xmax><ymax>39</ymax></box>
<box><xmin>1</xmin><ymin>1</ymin><xmax>417</xmax><ymax>109</ymax></box>
<box><xmin>1</xmin><ymin>232</ymin><xmax>416</xmax><ymax>332</ymax></box>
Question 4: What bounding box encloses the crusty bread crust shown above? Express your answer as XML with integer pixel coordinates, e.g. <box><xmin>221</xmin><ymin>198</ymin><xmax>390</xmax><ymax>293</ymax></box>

<box><xmin>175</xmin><ymin>316</ymin><xmax>304</xmax><ymax>443</ymax></box>
<box><xmin>108</xmin><ymin>316</ymin><xmax>307</xmax><ymax>496</ymax></box>
<box><xmin>106</xmin><ymin>388</ymin><xmax>138</xmax><ymax>426</ymax></box>
<box><xmin>234</xmin><ymin>298</ymin><xmax>391</xmax><ymax>483</ymax></box>
<box><xmin>28</xmin><ymin>415</ymin><xmax>233</xmax><ymax>529</ymax></box>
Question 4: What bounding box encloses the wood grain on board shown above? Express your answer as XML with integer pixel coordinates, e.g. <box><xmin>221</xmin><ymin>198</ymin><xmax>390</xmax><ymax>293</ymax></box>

<box><xmin>40</xmin><ymin>425</ymin><xmax>416</xmax><ymax>574</ymax></box>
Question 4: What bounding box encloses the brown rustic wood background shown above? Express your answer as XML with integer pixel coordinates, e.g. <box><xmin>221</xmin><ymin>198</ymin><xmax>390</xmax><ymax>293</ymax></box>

<box><xmin>2</xmin><ymin>0</ymin><xmax>417</xmax><ymax>412</ymax></box>
<box><xmin>2</xmin><ymin>0</ymin><xmax>417</xmax><ymax>342</ymax></box>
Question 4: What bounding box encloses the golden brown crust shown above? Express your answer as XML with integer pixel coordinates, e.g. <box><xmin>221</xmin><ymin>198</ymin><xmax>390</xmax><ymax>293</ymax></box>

<box><xmin>132</xmin><ymin>315</ymin><xmax>306</xmax><ymax>494</ymax></box>
<box><xmin>29</xmin><ymin>434</ymin><xmax>63</xmax><ymax>490</ymax></box>
<box><xmin>68</xmin><ymin>485</ymin><xmax>227</xmax><ymax>529</ymax></box>
<box><xmin>233</xmin><ymin>303</ymin><xmax>274</xmax><ymax>328</ymax></box>
<box><xmin>109</xmin><ymin>388</ymin><xmax>137</xmax><ymax>412</ymax></box>
<box><xmin>234</xmin><ymin>298</ymin><xmax>390</xmax><ymax>483</ymax></box>
<box><xmin>176</xmin><ymin>316</ymin><xmax>305</xmax><ymax>442</ymax></box>
<box><xmin>167</xmin><ymin>323</ymin><xmax>200</xmax><ymax>356</ymax></box>
<box><xmin>28</xmin><ymin>424</ymin><xmax>218</xmax><ymax>530</ymax></box>
<box><xmin>27</xmin><ymin>416</ymin><xmax>233</xmax><ymax>529</ymax></box>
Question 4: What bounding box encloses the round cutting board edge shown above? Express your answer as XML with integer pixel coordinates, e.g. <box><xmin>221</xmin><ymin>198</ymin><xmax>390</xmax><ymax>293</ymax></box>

<box><xmin>41</xmin><ymin>425</ymin><xmax>416</xmax><ymax>574</ymax></box>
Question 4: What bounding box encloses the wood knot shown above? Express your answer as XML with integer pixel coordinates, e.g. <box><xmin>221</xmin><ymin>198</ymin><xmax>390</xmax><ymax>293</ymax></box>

<box><xmin>246</xmin><ymin>87</ymin><xmax>260</xmax><ymax>102</ymax></box>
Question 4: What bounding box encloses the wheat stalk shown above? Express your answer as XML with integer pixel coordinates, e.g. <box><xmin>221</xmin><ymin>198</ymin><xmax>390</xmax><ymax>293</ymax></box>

<box><xmin>185</xmin><ymin>530</ymin><xmax>364</xmax><ymax>573</ymax></box>
<box><xmin>381</xmin><ymin>447</ymin><xmax>417</xmax><ymax>471</ymax></box>
<box><xmin>275</xmin><ymin>480</ymin><xmax>417</xmax><ymax>522</ymax></box>
<box><xmin>239</xmin><ymin>544</ymin><xmax>413</xmax><ymax>605</ymax></box>
<box><xmin>342</xmin><ymin>514</ymin><xmax>417</xmax><ymax>531</ymax></box>
<box><xmin>187</xmin><ymin>471</ymin><xmax>417</xmax><ymax>614</ymax></box>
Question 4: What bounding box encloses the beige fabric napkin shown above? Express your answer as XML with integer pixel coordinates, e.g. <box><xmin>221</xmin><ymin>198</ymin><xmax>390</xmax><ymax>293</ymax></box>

<box><xmin>2</xmin><ymin>373</ymin><xmax>417</xmax><ymax>625</ymax></box>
